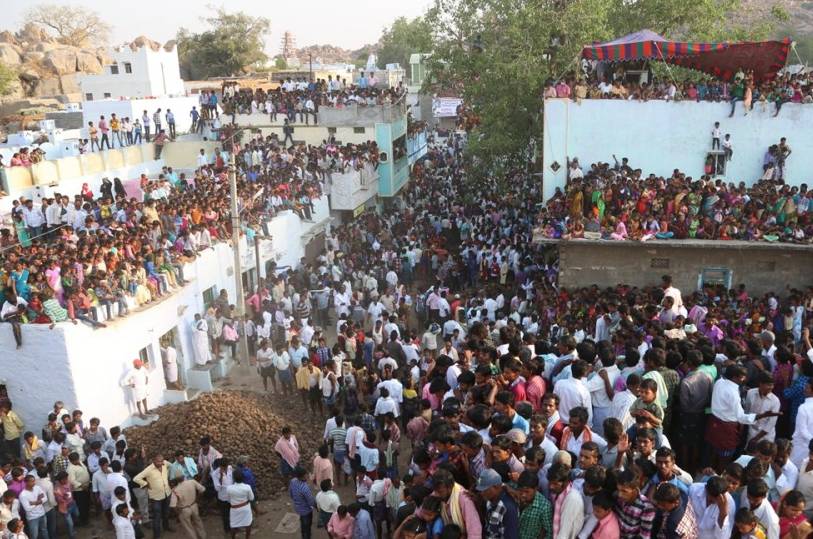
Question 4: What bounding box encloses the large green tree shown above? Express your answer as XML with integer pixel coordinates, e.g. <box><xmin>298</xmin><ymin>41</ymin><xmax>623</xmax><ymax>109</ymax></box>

<box><xmin>177</xmin><ymin>8</ymin><xmax>270</xmax><ymax>79</ymax></box>
<box><xmin>425</xmin><ymin>0</ymin><xmax>787</xmax><ymax>180</ymax></box>
<box><xmin>376</xmin><ymin>16</ymin><xmax>433</xmax><ymax>69</ymax></box>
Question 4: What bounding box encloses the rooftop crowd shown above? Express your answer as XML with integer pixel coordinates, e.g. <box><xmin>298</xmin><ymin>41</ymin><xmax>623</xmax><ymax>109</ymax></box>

<box><xmin>539</xmin><ymin>139</ymin><xmax>811</xmax><ymax>243</ymax></box>
<box><xmin>546</xmin><ymin>68</ymin><xmax>813</xmax><ymax>114</ymax></box>
<box><xmin>217</xmin><ymin>74</ymin><xmax>406</xmax><ymax>129</ymax></box>
<box><xmin>0</xmin><ymin>126</ymin><xmax>385</xmax><ymax>346</ymax></box>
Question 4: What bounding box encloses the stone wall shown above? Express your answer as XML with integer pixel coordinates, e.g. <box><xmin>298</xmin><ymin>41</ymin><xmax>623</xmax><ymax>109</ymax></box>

<box><xmin>546</xmin><ymin>239</ymin><xmax>813</xmax><ymax>295</ymax></box>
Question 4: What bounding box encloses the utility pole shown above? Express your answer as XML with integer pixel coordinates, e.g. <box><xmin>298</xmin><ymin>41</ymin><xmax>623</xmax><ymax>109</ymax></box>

<box><xmin>229</xmin><ymin>150</ymin><xmax>249</xmax><ymax>366</ymax></box>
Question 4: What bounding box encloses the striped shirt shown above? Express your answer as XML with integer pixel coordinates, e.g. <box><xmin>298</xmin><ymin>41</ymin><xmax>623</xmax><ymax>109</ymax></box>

<box><xmin>288</xmin><ymin>478</ymin><xmax>315</xmax><ymax>516</ymax></box>
<box><xmin>329</xmin><ymin>427</ymin><xmax>348</xmax><ymax>452</ymax></box>
<box><xmin>616</xmin><ymin>493</ymin><xmax>655</xmax><ymax>539</ymax></box>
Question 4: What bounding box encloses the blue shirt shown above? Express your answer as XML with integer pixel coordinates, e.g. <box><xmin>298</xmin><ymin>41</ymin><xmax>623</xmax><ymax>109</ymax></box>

<box><xmin>510</xmin><ymin>411</ymin><xmax>530</xmax><ymax>435</ymax></box>
<box><xmin>238</xmin><ymin>465</ymin><xmax>257</xmax><ymax>489</ymax></box>
<box><xmin>352</xmin><ymin>509</ymin><xmax>375</xmax><ymax>539</ymax></box>
<box><xmin>647</xmin><ymin>473</ymin><xmax>688</xmax><ymax>497</ymax></box>
<box><xmin>289</xmin><ymin>346</ymin><xmax>308</xmax><ymax>369</ymax></box>
<box><xmin>288</xmin><ymin>478</ymin><xmax>315</xmax><ymax>515</ymax></box>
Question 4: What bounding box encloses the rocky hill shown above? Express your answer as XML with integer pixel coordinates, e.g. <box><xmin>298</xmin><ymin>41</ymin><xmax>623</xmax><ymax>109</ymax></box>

<box><xmin>0</xmin><ymin>23</ymin><xmax>110</xmax><ymax>99</ymax></box>
<box><xmin>290</xmin><ymin>43</ymin><xmax>376</xmax><ymax>66</ymax></box>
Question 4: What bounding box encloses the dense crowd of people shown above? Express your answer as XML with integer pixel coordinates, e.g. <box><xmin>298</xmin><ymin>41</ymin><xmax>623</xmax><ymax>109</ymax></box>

<box><xmin>0</xmin><ymin>130</ymin><xmax>338</xmax><ymax>348</ymax></box>
<box><xmin>547</xmin><ymin>68</ymin><xmax>813</xmax><ymax>114</ymax></box>
<box><xmin>168</xmin><ymin>134</ymin><xmax>813</xmax><ymax>539</ymax></box>
<box><xmin>539</xmin><ymin>140</ymin><xmax>811</xmax><ymax>243</ymax></box>
<box><xmin>3</xmin><ymin>66</ymin><xmax>813</xmax><ymax>539</ymax></box>
<box><xmin>220</xmin><ymin>73</ymin><xmax>405</xmax><ymax>125</ymax></box>
<box><xmin>0</xmin><ymin>392</ymin><xmax>267</xmax><ymax>539</ymax></box>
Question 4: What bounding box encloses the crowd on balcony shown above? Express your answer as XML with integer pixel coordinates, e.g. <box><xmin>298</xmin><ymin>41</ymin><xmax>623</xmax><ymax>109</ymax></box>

<box><xmin>0</xmin><ymin>133</ymin><xmax>333</xmax><ymax>347</ymax></box>
<box><xmin>545</xmin><ymin>67</ymin><xmax>813</xmax><ymax>115</ymax></box>
<box><xmin>538</xmin><ymin>137</ymin><xmax>812</xmax><ymax>243</ymax></box>
<box><xmin>219</xmin><ymin>74</ymin><xmax>406</xmax><ymax>125</ymax></box>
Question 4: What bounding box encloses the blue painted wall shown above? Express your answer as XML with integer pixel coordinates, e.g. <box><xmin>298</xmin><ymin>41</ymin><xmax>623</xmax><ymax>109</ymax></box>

<box><xmin>376</xmin><ymin>118</ymin><xmax>410</xmax><ymax>197</ymax></box>
<box><xmin>408</xmin><ymin>131</ymin><xmax>428</xmax><ymax>164</ymax></box>
<box><xmin>542</xmin><ymin>98</ymin><xmax>812</xmax><ymax>201</ymax></box>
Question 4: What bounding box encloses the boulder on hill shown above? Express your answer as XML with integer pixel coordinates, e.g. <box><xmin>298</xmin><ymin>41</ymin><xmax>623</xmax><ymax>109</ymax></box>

<box><xmin>0</xmin><ymin>43</ymin><xmax>22</xmax><ymax>66</ymax></box>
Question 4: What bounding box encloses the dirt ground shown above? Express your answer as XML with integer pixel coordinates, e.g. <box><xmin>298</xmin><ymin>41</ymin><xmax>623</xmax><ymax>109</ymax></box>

<box><xmin>77</xmin><ymin>352</ymin><xmax>406</xmax><ymax>539</ymax></box>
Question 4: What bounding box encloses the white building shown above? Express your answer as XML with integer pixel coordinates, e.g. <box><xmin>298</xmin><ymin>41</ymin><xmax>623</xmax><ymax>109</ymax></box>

<box><xmin>79</xmin><ymin>37</ymin><xmax>184</xmax><ymax>101</ymax></box>
<box><xmin>0</xmin><ymin>196</ymin><xmax>330</xmax><ymax>431</ymax></box>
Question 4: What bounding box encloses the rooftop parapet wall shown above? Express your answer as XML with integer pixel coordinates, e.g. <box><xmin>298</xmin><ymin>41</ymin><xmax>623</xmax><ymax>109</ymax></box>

<box><xmin>542</xmin><ymin>98</ymin><xmax>813</xmax><ymax>202</ymax></box>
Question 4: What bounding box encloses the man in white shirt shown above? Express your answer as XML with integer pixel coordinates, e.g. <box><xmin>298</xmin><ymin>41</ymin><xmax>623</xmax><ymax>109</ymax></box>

<box><xmin>45</xmin><ymin>198</ymin><xmax>62</xmax><ymax>231</ymax></box>
<box><xmin>367</xmin><ymin>299</ymin><xmax>385</xmax><ymax>329</ymax></box>
<box><xmin>609</xmin><ymin>374</ymin><xmax>640</xmax><ymax>431</ymax></box>
<box><xmin>707</xmin><ymin>365</ymin><xmax>780</xmax><ymax>470</ymax></box>
<box><xmin>1</xmin><ymin>292</ymin><xmax>27</xmax><ymax>349</ymax></box>
<box><xmin>437</xmin><ymin>292</ymin><xmax>451</xmax><ymax>322</ymax></box>
<box><xmin>689</xmin><ymin>477</ymin><xmax>735</xmax><ymax>539</ymax></box>
<box><xmin>374</xmin><ymin>387</ymin><xmax>398</xmax><ymax>418</ymax></box>
<box><xmin>195</xmin><ymin>149</ymin><xmax>209</xmax><ymax>168</ymax></box>
<box><xmin>744</xmin><ymin>371</ymin><xmax>781</xmax><ymax>444</ymax></box>
<box><xmin>741</xmin><ymin>479</ymin><xmax>779</xmax><ymax>539</ymax></box>
<box><xmin>791</xmin><ymin>379</ymin><xmax>813</xmax><ymax>467</ymax></box>
<box><xmin>585</xmin><ymin>353</ymin><xmax>619</xmax><ymax>437</ymax></box>
<box><xmin>107</xmin><ymin>461</ymin><xmax>130</xmax><ymax>507</ymax></box>
<box><xmin>760</xmin><ymin>331</ymin><xmax>778</xmax><ymax>371</ymax></box>
<box><xmin>553</xmin><ymin>360</ymin><xmax>593</xmax><ymax>426</ymax></box>
<box><xmin>22</xmin><ymin>200</ymin><xmax>45</xmax><ymax>238</ymax></box>
<box><xmin>18</xmin><ymin>475</ymin><xmax>48</xmax><ymax>537</ymax></box>
<box><xmin>113</xmin><ymin>503</ymin><xmax>137</xmax><ymax>538</ymax></box>
<box><xmin>377</xmin><ymin>367</ymin><xmax>403</xmax><ymax>409</ymax></box>
<box><xmin>92</xmin><ymin>459</ymin><xmax>113</xmax><ymax>511</ymax></box>
<box><xmin>661</xmin><ymin>275</ymin><xmax>683</xmax><ymax>317</ymax></box>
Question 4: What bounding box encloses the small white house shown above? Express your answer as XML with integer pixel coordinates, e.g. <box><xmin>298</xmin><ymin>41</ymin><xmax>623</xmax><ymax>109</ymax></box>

<box><xmin>80</xmin><ymin>36</ymin><xmax>185</xmax><ymax>101</ymax></box>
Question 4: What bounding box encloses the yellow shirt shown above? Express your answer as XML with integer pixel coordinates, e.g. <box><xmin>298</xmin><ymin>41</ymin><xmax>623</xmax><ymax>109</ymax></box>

<box><xmin>1</xmin><ymin>411</ymin><xmax>24</xmax><ymax>440</ymax></box>
<box><xmin>295</xmin><ymin>366</ymin><xmax>322</xmax><ymax>391</ymax></box>
<box><xmin>110</xmin><ymin>118</ymin><xmax>120</xmax><ymax>130</ymax></box>
<box><xmin>134</xmin><ymin>462</ymin><xmax>171</xmax><ymax>500</ymax></box>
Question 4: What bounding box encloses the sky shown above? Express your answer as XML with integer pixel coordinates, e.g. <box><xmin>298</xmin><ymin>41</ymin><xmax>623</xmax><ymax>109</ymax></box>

<box><xmin>3</xmin><ymin>0</ymin><xmax>432</xmax><ymax>53</ymax></box>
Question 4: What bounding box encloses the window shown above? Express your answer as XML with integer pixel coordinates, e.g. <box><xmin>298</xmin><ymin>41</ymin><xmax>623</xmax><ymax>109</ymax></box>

<box><xmin>103</xmin><ymin>92</ymin><xmax>111</xmax><ymax>99</ymax></box>
<box><xmin>698</xmin><ymin>268</ymin><xmax>732</xmax><ymax>291</ymax></box>
<box><xmin>203</xmin><ymin>286</ymin><xmax>217</xmax><ymax>308</ymax></box>
<box><xmin>353</xmin><ymin>127</ymin><xmax>366</xmax><ymax>134</ymax></box>
<box><xmin>110</xmin><ymin>64</ymin><xmax>119</xmax><ymax>75</ymax></box>
<box><xmin>243</xmin><ymin>269</ymin><xmax>257</xmax><ymax>292</ymax></box>
<box><xmin>85</xmin><ymin>93</ymin><xmax>93</xmax><ymax>101</ymax></box>
<box><xmin>392</xmin><ymin>134</ymin><xmax>407</xmax><ymax>162</ymax></box>
<box><xmin>138</xmin><ymin>346</ymin><xmax>153</xmax><ymax>369</ymax></box>
<box><xmin>124</xmin><ymin>62</ymin><xmax>132</xmax><ymax>74</ymax></box>
<box><xmin>327</xmin><ymin>127</ymin><xmax>337</xmax><ymax>134</ymax></box>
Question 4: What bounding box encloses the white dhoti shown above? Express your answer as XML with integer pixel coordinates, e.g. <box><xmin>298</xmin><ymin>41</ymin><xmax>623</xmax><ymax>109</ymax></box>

<box><xmin>192</xmin><ymin>323</ymin><xmax>211</xmax><ymax>366</ymax></box>
<box><xmin>127</xmin><ymin>368</ymin><xmax>149</xmax><ymax>402</ymax></box>
<box><xmin>162</xmin><ymin>347</ymin><xmax>178</xmax><ymax>383</ymax></box>
<box><xmin>227</xmin><ymin>483</ymin><xmax>254</xmax><ymax>528</ymax></box>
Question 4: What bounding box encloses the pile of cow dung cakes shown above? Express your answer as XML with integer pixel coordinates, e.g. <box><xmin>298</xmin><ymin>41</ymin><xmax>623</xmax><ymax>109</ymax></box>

<box><xmin>125</xmin><ymin>390</ymin><xmax>323</xmax><ymax>499</ymax></box>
